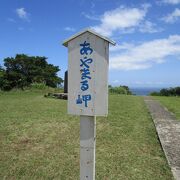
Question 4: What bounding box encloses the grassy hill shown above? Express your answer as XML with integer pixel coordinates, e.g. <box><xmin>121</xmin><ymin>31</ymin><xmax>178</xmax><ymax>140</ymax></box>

<box><xmin>0</xmin><ymin>91</ymin><xmax>173</xmax><ymax>179</ymax></box>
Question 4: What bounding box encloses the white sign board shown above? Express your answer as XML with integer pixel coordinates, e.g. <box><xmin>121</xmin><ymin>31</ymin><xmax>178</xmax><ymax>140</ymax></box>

<box><xmin>63</xmin><ymin>29</ymin><xmax>115</xmax><ymax>180</ymax></box>
<box><xmin>64</xmin><ymin>30</ymin><xmax>115</xmax><ymax>116</ymax></box>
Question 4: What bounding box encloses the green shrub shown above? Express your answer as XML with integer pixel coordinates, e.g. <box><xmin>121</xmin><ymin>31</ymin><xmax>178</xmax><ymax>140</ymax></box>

<box><xmin>30</xmin><ymin>82</ymin><xmax>47</xmax><ymax>90</ymax></box>
<box><xmin>150</xmin><ymin>87</ymin><xmax>180</xmax><ymax>96</ymax></box>
<box><xmin>0</xmin><ymin>54</ymin><xmax>63</xmax><ymax>91</ymax></box>
<box><xmin>109</xmin><ymin>86</ymin><xmax>132</xmax><ymax>95</ymax></box>
<box><xmin>150</xmin><ymin>91</ymin><xmax>160</xmax><ymax>96</ymax></box>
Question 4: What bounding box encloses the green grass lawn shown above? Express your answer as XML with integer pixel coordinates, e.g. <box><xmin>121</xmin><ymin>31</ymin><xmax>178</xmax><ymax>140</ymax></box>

<box><xmin>0</xmin><ymin>91</ymin><xmax>173</xmax><ymax>179</ymax></box>
<box><xmin>153</xmin><ymin>96</ymin><xmax>180</xmax><ymax>119</ymax></box>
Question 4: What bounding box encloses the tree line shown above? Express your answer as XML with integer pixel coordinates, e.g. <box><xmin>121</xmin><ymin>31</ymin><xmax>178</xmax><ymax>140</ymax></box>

<box><xmin>0</xmin><ymin>54</ymin><xmax>63</xmax><ymax>91</ymax></box>
<box><xmin>150</xmin><ymin>87</ymin><xmax>180</xmax><ymax>96</ymax></box>
<box><xmin>109</xmin><ymin>85</ymin><xmax>132</xmax><ymax>95</ymax></box>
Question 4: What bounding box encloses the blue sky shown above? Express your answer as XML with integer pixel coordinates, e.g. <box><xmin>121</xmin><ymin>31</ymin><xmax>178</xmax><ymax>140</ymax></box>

<box><xmin>0</xmin><ymin>0</ymin><xmax>180</xmax><ymax>88</ymax></box>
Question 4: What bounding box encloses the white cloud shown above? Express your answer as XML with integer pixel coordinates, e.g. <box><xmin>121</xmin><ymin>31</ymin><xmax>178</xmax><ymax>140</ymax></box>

<box><xmin>91</xmin><ymin>4</ymin><xmax>161</xmax><ymax>36</ymax></box>
<box><xmin>162</xmin><ymin>8</ymin><xmax>180</xmax><ymax>23</ymax></box>
<box><xmin>139</xmin><ymin>21</ymin><xmax>163</xmax><ymax>33</ymax></box>
<box><xmin>81</xmin><ymin>12</ymin><xmax>99</xmax><ymax>20</ymax></box>
<box><xmin>112</xmin><ymin>80</ymin><xmax>120</xmax><ymax>84</ymax></box>
<box><xmin>161</xmin><ymin>0</ymin><xmax>180</xmax><ymax>4</ymax></box>
<box><xmin>16</xmin><ymin>8</ymin><xmax>30</xmax><ymax>21</ymax></box>
<box><xmin>110</xmin><ymin>35</ymin><xmax>180</xmax><ymax>70</ymax></box>
<box><xmin>64</xmin><ymin>27</ymin><xmax>76</xmax><ymax>32</ymax></box>
<box><xmin>110</xmin><ymin>43</ymin><xmax>135</xmax><ymax>52</ymax></box>
<box><xmin>91</xmin><ymin>4</ymin><xmax>152</xmax><ymax>36</ymax></box>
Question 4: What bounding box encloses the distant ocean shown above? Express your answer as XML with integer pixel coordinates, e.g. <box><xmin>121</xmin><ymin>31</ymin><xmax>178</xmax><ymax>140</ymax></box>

<box><xmin>130</xmin><ymin>87</ymin><xmax>162</xmax><ymax>96</ymax></box>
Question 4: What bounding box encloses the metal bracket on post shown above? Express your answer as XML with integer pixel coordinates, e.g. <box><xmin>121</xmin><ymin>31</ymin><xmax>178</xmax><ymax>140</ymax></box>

<box><xmin>80</xmin><ymin>115</ymin><xmax>96</xmax><ymax>180</ymax></box>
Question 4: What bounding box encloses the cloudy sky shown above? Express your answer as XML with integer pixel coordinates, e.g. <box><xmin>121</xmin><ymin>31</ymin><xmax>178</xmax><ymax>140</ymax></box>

<box><xmin>0</xmin><ymin>0</ymin><xmax>180</xmax><ymax>87</ymax></box>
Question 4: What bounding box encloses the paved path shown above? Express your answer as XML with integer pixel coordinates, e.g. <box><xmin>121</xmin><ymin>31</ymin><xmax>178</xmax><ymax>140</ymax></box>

<box><xmin>144</xmin><ymin>96</ymin><xmax>180</xmax><ymax>180</ymax></box>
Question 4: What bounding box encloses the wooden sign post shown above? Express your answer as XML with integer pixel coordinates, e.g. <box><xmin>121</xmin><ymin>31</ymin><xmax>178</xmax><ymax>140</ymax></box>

<box><xmin>63</xmin><ymin>29</ymin><xmax>115</xmax><ymax>180</ymax></box>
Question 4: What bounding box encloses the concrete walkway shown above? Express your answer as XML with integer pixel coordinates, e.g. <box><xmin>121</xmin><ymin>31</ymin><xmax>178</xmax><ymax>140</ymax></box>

<box><xmin>144</xmin><ymin>96</ymin><xmax>180</xmax><ymax>180</ymax></box>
